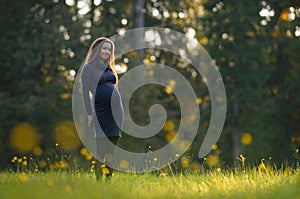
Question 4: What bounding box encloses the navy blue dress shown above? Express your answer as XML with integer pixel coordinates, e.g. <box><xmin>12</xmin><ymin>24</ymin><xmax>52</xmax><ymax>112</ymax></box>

<box><xmin>81</xmin><ymin>63</ymin><xmax>123</xmax><ymax>138</ymax></box>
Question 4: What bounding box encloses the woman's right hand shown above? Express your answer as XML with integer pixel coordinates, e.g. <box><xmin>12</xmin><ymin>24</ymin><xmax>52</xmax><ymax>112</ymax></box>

<box><xmin>88</xmin><ymin>115</ymin><xmax>94</xmax><ymax>127</ymax></box>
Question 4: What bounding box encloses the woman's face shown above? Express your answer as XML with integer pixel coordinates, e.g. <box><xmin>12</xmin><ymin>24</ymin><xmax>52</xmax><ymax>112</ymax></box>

<box><xmin>99</xmin><ymin>42</ymin><xmax>112</xmax><ymax>63</ymax></box>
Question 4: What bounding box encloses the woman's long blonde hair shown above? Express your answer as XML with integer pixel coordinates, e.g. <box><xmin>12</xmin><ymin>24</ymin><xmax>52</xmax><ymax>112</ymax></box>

<box><xmin>84</xmin><ymin>37</ymin><xmax>118</xmax><ymax>86</ymax></box>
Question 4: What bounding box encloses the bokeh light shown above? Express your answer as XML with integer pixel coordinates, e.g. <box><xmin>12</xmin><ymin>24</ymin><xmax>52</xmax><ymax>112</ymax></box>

<box><xmin>9</xmin><ymin>122</ymin><xmax>41</xmax><ymax>153</ymax></box>
<box><xmin>163</xmin><ymin>120</ymin><xmax>175</xmax><ymax>132</ymax></box>
<box><xmin>241</xmin><ymin>133</ymin><xmax>253</xmax><ymax>146</ymax></box>
<box><xmin>53</xmin><ymin>120</ymin><xmax>81</xmax><ymax>151</ymax></box>
<box><xmin>206</xmin><ymin>154</ymin><xmax>220</xmax><ymax>167</ymax></box>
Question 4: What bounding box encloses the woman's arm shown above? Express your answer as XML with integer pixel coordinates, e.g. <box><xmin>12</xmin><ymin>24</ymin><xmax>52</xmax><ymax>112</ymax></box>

<box><xmin>81</xmin><ymin>65</ymin><xmax>93</xmax><ymax>116</ymax></box>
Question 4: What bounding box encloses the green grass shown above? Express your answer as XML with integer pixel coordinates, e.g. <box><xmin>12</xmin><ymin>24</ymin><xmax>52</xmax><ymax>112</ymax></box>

<box><xmin>0</xmin><ymin>168</ymin><xmax>299</xmax><ymax>199</ymax></box>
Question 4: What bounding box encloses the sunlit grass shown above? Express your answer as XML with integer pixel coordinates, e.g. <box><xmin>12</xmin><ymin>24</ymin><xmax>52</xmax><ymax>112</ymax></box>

<box><xmin>0</xmin><ymin>167</ymin><xmax>299</xmax><ymax>199</ymax></box>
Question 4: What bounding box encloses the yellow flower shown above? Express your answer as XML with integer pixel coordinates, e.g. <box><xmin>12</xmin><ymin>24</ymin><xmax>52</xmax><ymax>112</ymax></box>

<box><xmin>211</xmin><ymin>144</ymin><xmax>218</xmax><ymax>150</ymax></box>
<box><xmin>258</xmin><ymin>162</ymin><xmax>266</xmax><ymax>170</ymax></box>
<box><xmin>101</xmin><ymin>167</ymin><xmax>110</xmax><ymax>175</ymax></box>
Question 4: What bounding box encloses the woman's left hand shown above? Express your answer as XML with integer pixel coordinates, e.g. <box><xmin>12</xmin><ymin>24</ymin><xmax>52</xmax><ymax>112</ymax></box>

<box><xmin>88</xmin><ymin>114</ymin><xmax>94</xmax><ymax>127</ymax></box>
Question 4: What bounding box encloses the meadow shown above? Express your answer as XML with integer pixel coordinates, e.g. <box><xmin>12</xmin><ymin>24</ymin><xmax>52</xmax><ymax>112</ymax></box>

<box><xmin>1</xmin><ymin>166</ymin><xmax>299</xmax><ymax>199</ymax></box>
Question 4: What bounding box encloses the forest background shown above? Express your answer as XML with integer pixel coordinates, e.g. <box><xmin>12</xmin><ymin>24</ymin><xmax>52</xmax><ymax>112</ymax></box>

<box><xmin>1</xmin><ymin>0</ymin><xmax>299</xmax><ymax>171</ymax></box>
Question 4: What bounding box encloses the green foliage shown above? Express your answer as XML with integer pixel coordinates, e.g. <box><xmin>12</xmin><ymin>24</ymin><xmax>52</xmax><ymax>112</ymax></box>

<box><xmin>0</xmin><ymin>0</ymin><xmax>299</xmax><ymax>170</ymax></box>
<box><xmin>198</xmin><ymin>0</ymin><xmax>300</xmax><ymax>165</ymax></box>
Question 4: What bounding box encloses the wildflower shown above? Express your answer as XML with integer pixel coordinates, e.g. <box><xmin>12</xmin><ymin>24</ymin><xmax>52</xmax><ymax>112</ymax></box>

<box><xmin>80</xmin><ymin>148</ymin><xmax>88</xmax><ymax>155</ymax></box>
<box><xmin>101</xmin><ymin>167</ymin><xmax>110</xmax><ymax>175</ymax></box>
<box><xmin>211</xmin><ymin>144</ymin><xmax>218</xmax><ymax>150</ymax></box>
<box><xmin>11</xmin><ymin>156</ymin><xmax>18</xmax><ymax>163</ymax></box>
<box><xmin>258</xmin><ymin>162</ymin><xmax>266</xmax><ymax>170</ymax></box>
<box><xmin>196</xmin><ymin>97</ymin><xmax>202</xmax><ymax>104</ymax></box>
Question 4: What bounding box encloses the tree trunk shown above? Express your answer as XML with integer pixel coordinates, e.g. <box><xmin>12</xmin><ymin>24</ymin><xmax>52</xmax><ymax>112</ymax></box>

<box><xmin>232</xmin><ymin>93</ymin><xmax>240</xmax><ymax>165</ymax></box>
<box><xmin>133</xmin><ymin>0</ymin><xmax>145</xmax><ymax>61</ymax></box>
<box><xmin>232</xmin><ymin>1</ymin><xmax>241</xmax><ymax>165</ymax></box>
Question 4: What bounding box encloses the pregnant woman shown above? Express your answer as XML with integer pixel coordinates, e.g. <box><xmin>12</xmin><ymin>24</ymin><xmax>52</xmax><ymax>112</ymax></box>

<box><xmin>81</xmin><ymin>37</ymin><xmax>123</xmax><ymax>180</ymax></box>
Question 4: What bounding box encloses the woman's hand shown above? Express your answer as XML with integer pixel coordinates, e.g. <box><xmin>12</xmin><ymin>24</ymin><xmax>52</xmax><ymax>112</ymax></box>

<box><xmin>88</xmin><ymin>114</ymin><xmax>94</xmax><ymax>127</ymax></box>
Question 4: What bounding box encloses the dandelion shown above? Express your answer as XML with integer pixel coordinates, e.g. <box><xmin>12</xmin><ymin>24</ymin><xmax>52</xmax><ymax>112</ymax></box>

<box><xmin>211</xmin><ymin>144</ymin><xmax>218</xmax><ymax>150</ymax></box>
<box><xmin>196</xmin><ymin>97</ymin><xmax>202</xmax><ymax>104</ymax></box>
<box><xmin>101</xmin><ymin>167</ymin><xmax>110</xmax><ymax>175</ymax></box>
<box><xmin>216</xmin><ymin>167</ymin><xmax>222</xmax><ymax>172</ymax></box>
<box><xmin>85</xmin><ymin>153</ymin><xmax>93</xmax><ymax>161</ymax></box>
<box><xmin>258</xmin><ymin>162</ymin><xmax>266</xmax><ymax>170</ymax></box>
<box><xmin>11</xmin><ymin>156</ymin><xmax>18</xmax><ymax>163</ymax></box>
<box><xmin>80</xmin><ymin>147</ymin><xmax>88</xmax><ymax>155</ymax></box>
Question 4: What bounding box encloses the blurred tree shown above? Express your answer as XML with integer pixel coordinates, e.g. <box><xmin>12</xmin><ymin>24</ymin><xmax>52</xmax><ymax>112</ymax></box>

<box><xmin>1</xmin><ymin>0</ymin><xmax>299</xmax><ymax>170</ymax></box>
<box><xmin>0</xmin><ymin>0</ymin><xmax>85</xmax><ymax>167</ymax></box>
<box><xmin>198</xmin><ymin>0</ymin><xmax>300</xmax><ymax>165</ymax></box>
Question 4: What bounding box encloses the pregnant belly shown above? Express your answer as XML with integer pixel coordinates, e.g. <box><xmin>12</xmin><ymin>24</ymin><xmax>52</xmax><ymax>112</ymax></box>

<box><xmin>95</xmin><ymin>84</ymin><xmax>115</xmax><ymax>104</ymax></box>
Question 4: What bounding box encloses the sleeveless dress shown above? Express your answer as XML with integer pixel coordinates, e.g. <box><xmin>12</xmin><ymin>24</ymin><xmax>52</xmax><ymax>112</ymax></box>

<box><xmin>81</xmin><ymin>62</ymin><xmax>123</xmax><ymax>138</ymax></box>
